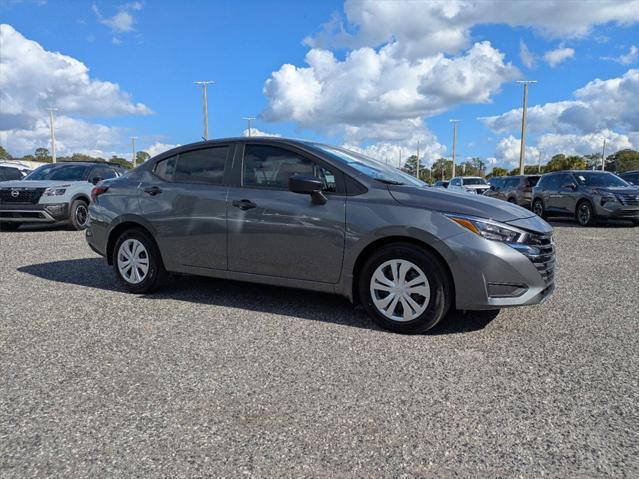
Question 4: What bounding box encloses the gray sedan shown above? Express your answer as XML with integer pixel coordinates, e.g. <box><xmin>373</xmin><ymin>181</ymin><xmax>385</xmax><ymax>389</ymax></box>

<box><xmin>86</xmin><ymin>138</ymin><xmax>554</xmax><ymax>333</ymax></box>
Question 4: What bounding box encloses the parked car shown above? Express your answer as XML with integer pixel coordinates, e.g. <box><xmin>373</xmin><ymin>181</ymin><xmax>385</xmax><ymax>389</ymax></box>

<box><xmin>619</xmin><ymin>170</ymin><xmax>639</xmax><ymax>185</ymax></box>
<box><xmin>448</xmin><ymin>176</ymin><xmax>490</xmax><ymax>194</ymax></box>
<box><xmin>86</xmin><ymin>138</ymin><xmax>555</xmax><ymax>334</ymax></box>
<box><xmin>0</xmin><ymin>164</ymin><xmax>28</xmax><ymax>181</ymax></box>
<box><xmin>532</xmin><ymin>170</ymin><xmax>639</xmax><ymax>226</ymax></box>
<box><xmin>0</xmin><ymin>161</ymin><xmax>124</xmax><ymax>231</ymax></box>
<box><xmin>484</xmin><ymin>175</ymin><xmax>540</xmax><ymax>208</ymax></box>
<box><xmin>433</xmin><ymin>180</ymin><xmax>449</xmax><ymax>188</ymax></box>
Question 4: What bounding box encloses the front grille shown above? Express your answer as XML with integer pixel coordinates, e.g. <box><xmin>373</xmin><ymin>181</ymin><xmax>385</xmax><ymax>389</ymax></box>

<box><xmin>615</xmin><ymin>193</ymin><xmax>639</xmax><ymax>206</ymax></box>
<box><xmin>0</xmin><ymin>188</ymin><xmax>45</xmax><ymax>204</ymax></box>
<box><xmin>522</xmin><ymin>232</ymin><xmax>555</xmax><ymax>286</ymax></box>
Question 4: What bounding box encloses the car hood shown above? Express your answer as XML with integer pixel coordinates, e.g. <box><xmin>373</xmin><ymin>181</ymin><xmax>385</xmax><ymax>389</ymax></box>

<box><xmin>463</xmin><ymin>184</ymin><xmax>490</xmax><ymax>190</ymax></box>
<box><xmin>388</xmin><ymin>184</ymin><xmax>538</xmax><ymax>223</ymax></box>
<box><xmin>0</xmin><ymin>180</ymin><xmax>79</xmax><ymax>188</ymax></box>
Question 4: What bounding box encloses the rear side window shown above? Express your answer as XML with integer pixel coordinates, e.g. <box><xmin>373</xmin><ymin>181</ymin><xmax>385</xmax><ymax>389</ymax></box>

<box><xmin>175</xmin><ymin>147</ymin><xmax>229</xmax><ymax>185</ymax></box>
<box><xmin>505</xmin><ymin>178</ymin><xmax>520</xmax><ymax>188</ymax></box>
<box><xmin>153</xmin><ymin>156</ymin><xmax>176</xmax><ymax>181</ymax></box>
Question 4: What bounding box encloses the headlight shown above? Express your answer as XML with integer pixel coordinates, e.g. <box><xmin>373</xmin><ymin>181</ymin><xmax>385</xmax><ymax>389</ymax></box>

<box><xmin>44</xmin><ymin>187</ymin><xmax>67</xmax><ymax>196</ymax></box>
<box><xmin>600</xmin><ymin>195</ymin><xmax>618</xmax><ymax>207</ymax></box>
<box><xmin>446</xmin><ymin>214</ymin><xmax>528</xmax><ymax>244</ymax></box>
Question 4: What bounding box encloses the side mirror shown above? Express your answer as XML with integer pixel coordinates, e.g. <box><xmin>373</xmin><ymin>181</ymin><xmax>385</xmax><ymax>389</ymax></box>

<box><xmin>561</xmin><ymin>183</ymin><xmax>576</xmax><ymax>190</ymax></box>
<box><xmin>91</xmin><ymin>176</ymin><xmax>103</xmax><ymax>185</ymax></box>
<box><xmin>489</xmin><ymin>185</ymin><xmax>496</xmax><ymax>191</ymax></box>
<box><xmin>289</xmin><ymin>175</ymin><xmax>327</xmax><ymax>205</ymax></box>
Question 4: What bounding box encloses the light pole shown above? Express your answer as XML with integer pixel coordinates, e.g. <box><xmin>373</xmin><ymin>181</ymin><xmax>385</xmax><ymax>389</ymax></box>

<box><xmin>601</xmin><ymin>137</ymin><xmax>607</xmax><ymax>171</ymax></box>
<box><xmin>131</xmin><ymin>136</ymin><xmax>137</xmax><ymax>166</ymax></box>
<box><xmin>516</xmin><ymin>80</ymin><xmax>537</xmax><ymax>175</ymax></box>
<box><xmin>538</xmin><ymin>150</ymin><xmax>543</xmax><ymax>173</ymax></box>
<box><xmin>398</xmin><ymin>148</ymin><xmax>402</xmax><ymax>170</ymax></box>
<box><xmin>194</xmin><ymin>80</ymin><xmax>215</xmax><ymax>140</ymax></box>
<box><xmin>449</xmin><ymin>119</ymin><xmax>460</xmax><ymax>178</ymax></box>
<box><xmin>491</xmin><ymin>158</ymin><xmax>496</xmax><ymax>176</ymax></box>
<box><xmin>242</xmin><ymin>116</ymin><xmax>256</xmax><ymax>137</ymax></box>
<box><xmin>46</xmin><ymin>108</ymin><xmax>58</xmax><ymax>163</ymax></box>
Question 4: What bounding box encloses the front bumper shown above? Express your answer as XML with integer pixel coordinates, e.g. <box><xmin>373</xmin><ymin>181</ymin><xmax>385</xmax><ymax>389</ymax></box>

<box><xmin>444</xmin><ymin>229</ymin><xmax>555</xmax><ymax>310</ymax></box>
<box><xmin>0</xmin><ymin>203</ymin><xmax>68</xmax><ymax>223</ymax></box>
<box><xmin>594</xmin><ymin>202</ymin><xmax>639</xmax><ymax>220</ymax></box>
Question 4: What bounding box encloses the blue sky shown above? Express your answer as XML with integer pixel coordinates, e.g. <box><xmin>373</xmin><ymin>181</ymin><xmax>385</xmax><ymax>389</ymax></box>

<box><xmin>1</xmin><ymin>1</ymin><xmax>638</xmax><ymax>169</ymax></box>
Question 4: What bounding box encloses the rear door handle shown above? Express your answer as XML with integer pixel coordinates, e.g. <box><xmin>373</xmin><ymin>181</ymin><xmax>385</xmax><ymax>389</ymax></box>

<box><xmin>143</xmin><ymin>186</ymin><xmax>162</xmax><ymax>196</ymax></box>
<box><xmin>232</xmin><ymin>199</ymin><xmax>257</xmax><ymax>210</ymax></box>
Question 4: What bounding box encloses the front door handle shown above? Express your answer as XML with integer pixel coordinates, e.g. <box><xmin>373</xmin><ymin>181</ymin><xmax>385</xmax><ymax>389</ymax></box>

<box><xmin>143</xmin><ymin>186</ymin><xmax>162</xmax><ymax>196</ymax></box>
<box><xmin>232</xmin><ymin>199</ymin><xmax>257</xmax><ymax>210</ymax></box>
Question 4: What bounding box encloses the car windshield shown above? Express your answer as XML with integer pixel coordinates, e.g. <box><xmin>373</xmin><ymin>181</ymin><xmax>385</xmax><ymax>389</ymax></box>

<box><xmin>574</xmin><ymin>172</ymin><xmax>629</xmax><ymax>187</ymax></box>
<box><xmin>464</xmin><ymin>178</ymin><xmax>488</xmax><ymax>186</ymax></box>
<box><xmin>310</xmin><ymin>144</ymin><xmax>426</xmax><ymax>187</ymax></box>
<box><xmin>24</xmin><ymin>164</ymin><xmax>90</xmax><ymax>182</ymax></box>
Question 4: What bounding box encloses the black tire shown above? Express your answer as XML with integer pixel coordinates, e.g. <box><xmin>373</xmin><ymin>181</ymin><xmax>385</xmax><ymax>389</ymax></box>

<box><xmin>69</xmin><ymin>199</ymin><xmax>89</xmax><ymax>230</ymax></box>
<box><xmin>112</xmin><ymin>228</ymin><xmax>167</xmax><ymax>294</ymax></box>
<box><xmin>0</xmin><ymin>222</ymin><xmax>20</xmax><ymax>231</ymax></box>
<box><xmin>507</xmin><ymin>197</ymin><xmax>517</xmax><ymax>204</ymax></box>
<box><xmin>532</xmin><ymin>198</ymin><xmax>546</xmax><ymax>219</ymax></box>
<box><xmin>576</xmin><ymin>200</ymin><xmax>596</xmax><ymax>226</ymax></box>
<box><xmin>358</xmin><ymin>243</ymin><xmax>452</xmax><ymax>334</ymax></box>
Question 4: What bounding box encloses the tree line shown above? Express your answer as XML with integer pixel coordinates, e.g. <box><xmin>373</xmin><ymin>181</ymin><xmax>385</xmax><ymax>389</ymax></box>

<box><xmin>0</xmin><ymin>146</ymin><xmax>150</xmax><ymax>169</ymax></box>
<box><xmin>401</xmin><ymin>149</ymin><xmax>639</xmax><ymax>183</ymax></box>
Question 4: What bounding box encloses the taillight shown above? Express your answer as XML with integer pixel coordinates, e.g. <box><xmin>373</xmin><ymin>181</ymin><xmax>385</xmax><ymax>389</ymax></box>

<box><xmin>91</xmin><ymin>186</ymin><xmax>109</xmax><ymax>203</ymax></box>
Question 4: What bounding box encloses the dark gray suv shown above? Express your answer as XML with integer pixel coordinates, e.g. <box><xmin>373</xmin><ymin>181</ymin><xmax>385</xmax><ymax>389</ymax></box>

<box><xmin>532</xmin><ymin>170</ymin><xmax>639</xmax><ymax>226</ymax></box>
<box><xmin>484</xmin><ymin>175</ymin><xmax>540</xmax><ymax>208</ymax></box>
<box><xmin>86</xmin><ymin>138</ymin><xmax>555</xmax><ymax>334</ymax></box>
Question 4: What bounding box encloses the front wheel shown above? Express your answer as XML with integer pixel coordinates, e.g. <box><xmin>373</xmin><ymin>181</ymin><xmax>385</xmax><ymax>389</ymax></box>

<box><xmin>576</xmin><ymin>201</ymin><xmax>596</xmax><ymax>226</ymax></box>
<box><xmin>70</xmin><ymin>199</ymin><xmax>89</xmax><ymax>230</ymax></box>
<box><xmin>358</xmin><ymin>244</ymin><xmax>452</xmax><ymax>334</ymax></box>
<box><xmin>532</xmin><ymin>199</ymin><xmax>546</xmax><ymax>219</ymax></box>
<box><xmin>113</xmin><ymin>228</ymin><xmax>167</xmax><ymax>294</ymax></box>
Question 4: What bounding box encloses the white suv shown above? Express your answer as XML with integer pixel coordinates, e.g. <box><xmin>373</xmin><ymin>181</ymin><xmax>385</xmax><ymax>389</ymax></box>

<box><xmin>0</xmin><ymin>162</ymin><xmax>124</xmax><ymax>231</ymax></box>
<box><xmin>448</xmin><ymin>176</ymin><xmax>490</xmax><ymax>195</ymax></box>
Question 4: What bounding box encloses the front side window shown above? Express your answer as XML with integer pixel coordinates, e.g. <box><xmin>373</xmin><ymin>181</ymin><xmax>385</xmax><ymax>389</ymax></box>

<box><xmin>450</xmin><ymin>178</ymin><xmax>461</xmax><ymax>186</ymax></box>
<box><xmin>242</xmin><ymin>145</ymin><xmax>336</xmax><ymax>191</ymax></box>
<box><xmin>153</xmin><ymin>156</ymin><xmax>176</xmax><ymax>181</ymax></box>
<box><xmin>505</xmin><ymin>178</ymin><xmax>520</xmax><ymax>188</ymax></box>
<box><xmin>25</xmin><ymin>164</ymin><xmax>90</xmax><ymax>182</ymax></box>
<box><xmin>175</xmin><ymin>146</ymin><xmax>229</xmax><ymax>185</ymax></box>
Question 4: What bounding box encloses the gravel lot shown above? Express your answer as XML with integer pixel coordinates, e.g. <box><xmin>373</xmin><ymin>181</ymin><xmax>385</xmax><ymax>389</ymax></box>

<box><xmin>1</xmin><ymin>221</ymin><xmax>638</xmax><ymax>478</ymax></box>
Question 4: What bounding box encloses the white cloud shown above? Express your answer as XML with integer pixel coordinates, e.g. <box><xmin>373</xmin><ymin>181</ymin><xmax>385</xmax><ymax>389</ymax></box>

<box><xmin>602</xmin><ymin>45</ymin><xmax>638</xmax><ymax>65</ymax></box>
<box><xmin>262</xmin><ymin>41</ymin><xmax>518</xmax><ymax>142</ymax></box>
<box><xmin>92</xmin><ymin>2</ymin><xmax>143</xmax><ymax>35</ymax></box>
<box><xmin>536</xmin><ymin>129</ymin><xmax>632</xmax><ymax>156</ymax></box>
<box><xmin>481</xmin><ymin>69</ymin><xmax>639</xmax><ymax>134</ymax></box>
<box><xmin>145</xmin><ymin>142</ymin><xmax>180</xmax><ymax>158</ymax></box>
<box><xmin>306</xmin><ymin>0</ymin><xmax>639</xmax><ymax>58</ymax></box>
<box><xmin>543</xmin><ymin>46</ymin><xmax>575</xmax><ymax>67</ymax></box>
<box><xmin>0</xmin><ymin>116</ymin><xmax>122</xmax><ymax>157</ymax></box>
<box><xmin>519</xmin><ymin>39</ymin><xmax>535</xmax><ymax>68</ymax></box>
<box><xmin>494</xmin><ymin>135</ymin><xmax>539</xmax><ymax>168</ymax></box>
<box><xmin>0</xmin><ymin>24</ymin><xmax>151</xmax><ymax>132</ymax></box>
<box><xmin>241</xmin><ymin>128</ymin><xmax>281</xmax><ymax>138</ymax></box>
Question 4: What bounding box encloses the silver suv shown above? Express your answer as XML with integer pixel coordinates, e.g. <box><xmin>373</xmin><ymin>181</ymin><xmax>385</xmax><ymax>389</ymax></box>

<box><xmin>86</xmin><ymin>138</ymin><xmax>555</xmax><ymax>334</ymax></box>
<box><xmin>0</xmin><ymin>161</ymin><xmax>123</xmax><ymax>231</ymax></box>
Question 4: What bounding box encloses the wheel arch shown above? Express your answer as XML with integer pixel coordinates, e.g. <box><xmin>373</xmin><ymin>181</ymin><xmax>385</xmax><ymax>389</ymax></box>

<box><xmin>106</xmin><ymin>220</ymin><xmax>156</xmax><ymax>265</ymax></box>
<box><xmin>351</xmin><ymin>236</ymin><xmax>455</xmax><ymax>309</ymax></box>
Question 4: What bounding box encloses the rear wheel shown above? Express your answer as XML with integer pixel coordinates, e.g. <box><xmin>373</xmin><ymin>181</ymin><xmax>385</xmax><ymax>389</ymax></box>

<box><xmin>576</xmin><ymin>201</ymin><xmax>596</xmax><ymax>226</ymax></box>
<box><xmin>69</xmin><ymin>199</ymin><xmax>89</xmax><ymax>230</ymax></box>
<box><xmin>532</xmin><ymin>199</ymin><xmax>546</xmax><ymax>219</ymax></box>
<box><xmin>113</xmin><ymin>228</ymin><xmax>167</xmax><ymax>293</ymax></box>
<box><xmin>358</xmin><ymin>243</ymin><xmax>451</xmax><ymax>334</ymax></box>
<box><xmin>507</xmin><ymin>197</ymin><xmax>517</xmax><ymax>203</ymax></box>
<box><xmin>0</xmin><ymin>222</ymin><xmax>20</xmax><ymax>231</ymax></box>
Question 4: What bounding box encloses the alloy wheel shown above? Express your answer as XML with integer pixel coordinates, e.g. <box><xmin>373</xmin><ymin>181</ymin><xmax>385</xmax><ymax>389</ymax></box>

<box><xmin>369</xmin><ymin>259</ymin><xmax>431</xmax><ymax>322</ymax></box>
<box><xmin>117</xmin><ymin>239</ymin><xmax>150</xmax><ymax>284</ymax></box>
<box><xmin>75</xmin><ymin>204</ymin><xmax>88</xmax><ymax>227</ymax></box>
<box><xmin>533</xmin><ymin>201</ymin><xmax>543</xmax><ymax>217</ymax></box>
<box><xmin>578</xmin><ymin>203</ymin><xmax>591</xmax><ymax>225</ymax></box>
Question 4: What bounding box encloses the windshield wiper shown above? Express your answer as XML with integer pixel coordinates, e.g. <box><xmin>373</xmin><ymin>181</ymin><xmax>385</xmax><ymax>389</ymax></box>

<box><xmin>376</xmin><ymin>178</ymin><xmax>405</xmax><ymax>185</ymax></box>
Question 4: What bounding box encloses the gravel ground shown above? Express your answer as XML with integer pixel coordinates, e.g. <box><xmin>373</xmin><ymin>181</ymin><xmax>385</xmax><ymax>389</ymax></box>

<box><xmin>1</xmin><ymin>221</ymin><xmax>638</xmax><ymax>478</ymax></box>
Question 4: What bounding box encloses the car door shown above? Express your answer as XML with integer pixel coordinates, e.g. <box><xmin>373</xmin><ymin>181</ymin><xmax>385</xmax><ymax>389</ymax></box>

<box><xmin>226</xmin><ymin>143</ymin><xmax>346</xmax><ymax>284</ymax></box>
<box><xmin>542</xmin><ymin>174</ymin><xmax>562</xmax><ymax>213</ymax></box>
<box><xmin>138</xmin><ymin>145</ymin><xmax>231</xmax><ymax>270</ymax></box>
<box><xmin>556</xmin><ymin>173</ymin><xmax>579</xmax><ymax>214</ymax></box>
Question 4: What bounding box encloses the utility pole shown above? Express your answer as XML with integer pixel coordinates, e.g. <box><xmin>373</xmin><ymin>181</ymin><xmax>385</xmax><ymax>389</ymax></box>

<box><xmin>131</xmin><ymin>136</ymin><xmax>137</xmax><ymax>166</ymax></box>
<box><xmin>242</xmin><ymin>116</ymin><xmax>255</xmax><ymax>137</ymax></box>
<box><xmin>491</xmin><ymin>158</ymin><xmax>496</xmax><ymax>176</ymax></box>
<box><xmin>601</xmin><ymin>138</ymin><xmax>607</xmax><ymax>171</ymax></box>
<box><xmin>194</xmin><ymin>80</ymin><xmax>215</xmax><ymax>140</ymax></box>
<box><xmin>398</xmin><ymin>148</ymin><xmax>402</xmax><ymax>170</ymax></box>
<box><xmin>450</xmin><ymin>119</ymin><xmax>460</xmax><ymax>178</ymax></box>
<box><xmin>516</xmin><ymin>80</ymin><xmax>537</xmax><ymax>175</ymax></box>
<box><xmin>416</xmin><ymin>140</ymin><xmax>420</xmax><ymax>179</ymax></box>
<box><xmin>46</xmin><ymin>108</ymin><xmax>58</xmax><ymax>163</ymax></box>
<box><xmin>538</xmin><ymin>150</ymin><xmax>543</xmax><ymax>173</ymax></box>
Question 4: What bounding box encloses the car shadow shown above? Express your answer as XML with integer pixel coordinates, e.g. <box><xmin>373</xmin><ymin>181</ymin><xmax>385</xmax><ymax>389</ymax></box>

<box><xmin>17</xmin><ymin>257</ymin><xmax>499</xmax><ymax>335</ymax></box>
<box><xmin>1</xmin><ymin>223</ymin><xmax>76</xmax><ymax>233</ymax></box>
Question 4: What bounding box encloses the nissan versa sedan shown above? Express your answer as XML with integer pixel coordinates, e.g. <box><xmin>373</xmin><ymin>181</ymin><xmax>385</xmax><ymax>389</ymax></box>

<box><xmin>86</xmin><ymin>138</ymin><xmax>555</xmax><ymax>334</ymax></box>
